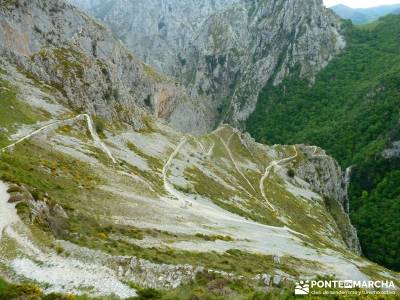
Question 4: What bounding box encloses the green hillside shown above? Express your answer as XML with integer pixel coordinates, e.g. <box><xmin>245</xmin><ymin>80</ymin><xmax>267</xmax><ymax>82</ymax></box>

<box><xmin>247</xmin><ymin>15</ymin><xmax>400</xmax><ymax>271</ymax></box>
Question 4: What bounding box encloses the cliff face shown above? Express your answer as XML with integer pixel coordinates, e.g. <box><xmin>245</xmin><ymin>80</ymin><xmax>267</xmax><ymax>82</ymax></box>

<box><xmin>1</xmin><ymin>1</ymin><xmax>398</xmax><ymax>297</ymax></box>
<box><xmin>0</xmin><ymin>0</ymin><xmax>206</xmax><ymax>131</ymax></box>
<box><xmin>295</xmin><ymin>146</ymin><xmax>361</xmax><ymax>254</ymax></box>
<box><xmin>70</xmin><ymin>0</ymin><xmax>345</xmax><ymax>132</ymax></box>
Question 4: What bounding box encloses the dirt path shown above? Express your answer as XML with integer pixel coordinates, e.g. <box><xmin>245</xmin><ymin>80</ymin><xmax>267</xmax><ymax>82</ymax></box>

<box><xmin>232</xmin><ymin>128</ymin><xmax>259</xmax><ymax>171</ymax></box>
<box><xmin>220</xmin><ymin>133</ymin><xmax>258</xmax><ymax>195</ymax></box>
<box><xmin>156</xmin><ymin>140</ymin><xmax>371</xmax><ymax>283</ymax></box>
<box><xmin>1</xmin><ymin>114</ymin><xmax>116</xmax><ymax>164</ymax></box>
<box><xmin>206</xmin><ymin>141</ymin><xmax>215</xmax><ymax>156</ymax></box>
<box><xmin>162</xmin><ymin>137</ymin><xmax>189</xmax><ymax>207</ymax></box>
<box><xmin>82</xmin><ymin>114</ymin><xmax>117</xmax><ymax>164</ymax></box>
<box><xmin>260</xmin><ymin>146</ymin><xmax>298</xmax><ymax>212</ymax></box>
<box><xmin>195</xmin><ymin>140</ymin><xmax>206</xmax><ymax>153</ymax></box>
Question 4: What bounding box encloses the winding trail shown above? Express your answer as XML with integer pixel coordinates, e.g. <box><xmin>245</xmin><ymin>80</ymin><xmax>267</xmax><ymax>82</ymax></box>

<box><xmin>260</xmin><ymin>146</ymin><xmax>298</xmax><ymax>212</ymax></box>
<box><xmin>195</xmin><ymin>139</ymin><xmax>206</xmax><ymax>153</ymax></box>
<box><xmin>0</xmin><ymin>114</ymin><xmax>116</xmax><ymax>164</ymax></box>
<box><xmin>232</xmin><ymin>129</ymin><xmax>259</xmax><ymax>170</ymax></box>
<box><xmin>160</xmin><ymin>135</ymin><xmax>310</xmax><ymax>248</ymax></box>
<box><xmin>135</xmin><ymin>132</ymin><xmax>373</xmax><ymax>282</ymax></box>
<box><xmin>83</xmin><ymin>114</ymin><xmax>117</xmax><ymax>164</ymax></box>
<box><xmin>162</xmin><ymin>137</ymin><xmax>189</xmax><ymax>206</ymax></box>
<box><xmin>220</xmin><ymin>133</ymin><xmax>258</xmax><ymax>196</ymax></box>
<box><xmin>1</xmin><ymin>120</ymin><xmax>61</xmax><ymax>152</ymax></box>
<box><xmin>161</xmin><ymin>139</ymin><xmax>298</xmax><ymax>234</ymax></box>
<box><xmin>207</xmin><ymin>142</ymin><xmax>215</xmax><ymax>156</ymax></box>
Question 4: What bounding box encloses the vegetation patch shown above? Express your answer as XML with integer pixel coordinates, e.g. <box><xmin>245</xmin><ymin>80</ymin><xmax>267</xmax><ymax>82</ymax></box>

<box><xmin>195</xmin><ymin>233</ymin><xmax>234</xmax><ymax>242</ymax></box>
<box><xmin>142</xmin><ymin>63</ymin><xmax>163</xmax><ymax>82</ymax></box>
<box><xmin>126</xmin><ymin>141</ymin><xmax>163</xmax><ymax>170</ymax></box>
<box><xmin>0</xmin><ymin>79</ymin><xmax>46</xmax><ymax>147</ymax></box>
<box><xmin>247</xmin><ymin>15</ymin><xmax>400</xmax><ymax>271</ymax></box>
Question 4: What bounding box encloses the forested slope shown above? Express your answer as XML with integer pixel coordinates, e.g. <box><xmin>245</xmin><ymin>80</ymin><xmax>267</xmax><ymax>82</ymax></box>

<box><xmin>247</xmin><ymin>15</ymin><xmax>400</xmax><ymax>271</ymax></box>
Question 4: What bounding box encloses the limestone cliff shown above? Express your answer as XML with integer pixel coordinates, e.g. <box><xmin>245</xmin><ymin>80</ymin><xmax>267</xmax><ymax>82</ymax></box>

<box><xmin>1</xmin><ymin>1</ymin><xmax>399</xmax><ymax>297</ymax></box>
<box><xmin>70</xmin><ymin>0</ymin><xmax>345</xmax><ymax>132</ymax></box>
<box><xmin>0</xmin><ymin>0</ymin><xmax>201</xmax><ymax>131</ymax></box>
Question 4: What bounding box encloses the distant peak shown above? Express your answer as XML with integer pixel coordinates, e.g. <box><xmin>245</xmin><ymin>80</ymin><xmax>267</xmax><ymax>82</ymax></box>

<box><xmin>332</xmin><ymin>4</ymin><xmax>351</xmax><ymax>8</ymax></box>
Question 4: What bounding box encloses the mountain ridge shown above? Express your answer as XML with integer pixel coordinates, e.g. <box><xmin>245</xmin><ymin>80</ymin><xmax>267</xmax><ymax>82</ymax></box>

<box><xmin>0</xmin><ymin>0</ymin><xmax>208</xmax><ymax>134</ymax></box>
<box><xmin>69</xmin><ymin>0</ymin><xmax>345</xmax><ymax>133</ymax></box>
<box><xmin>331</xmin><ymin>3</ymin><xmax>400</xmax><ymax>24</ymax></box>
<box><xmin>0</xmin><ymin>0</ymin><xmax>398</xmax><ymax>298</ymax></box>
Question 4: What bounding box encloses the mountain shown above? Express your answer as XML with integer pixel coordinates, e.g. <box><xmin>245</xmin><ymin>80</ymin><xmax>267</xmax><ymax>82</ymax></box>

<box><xmin>68</xmin><ymin>0</ymin><xmax>345</xmax><ymax>133</ymax></box>
<box><xmin>1</xmin><ymin>0</ymin><xmax>399</xmax><ymax>298</ymax></box>
<box><xmin>331</xmin><ymin>3</ymin><xmax>400</xmax><ymax>24</ymax></box>
<box><xmin>0</xmin><ymin>0</ymin><xmax>210</xmax><ymax>135</ymax></box>
<box><xmin>247</xmin><ymin>15</ymin><xmax>400</xmax><ymax>272</ymax></box>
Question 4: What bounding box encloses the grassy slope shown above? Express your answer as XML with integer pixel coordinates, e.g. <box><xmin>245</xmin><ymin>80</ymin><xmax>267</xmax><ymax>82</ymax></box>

<box><xmin>0</xmin><ymin>49</ymin><xmax>397</xmax><ymax>298</ymax></box>
<box><xmin>0</xmin><ymin>78</ymin><xmax>49</xmax><ymax>147</ymax></box>
<box><xmin>247</xmin><ymin>15</ymin><xmax>400</xmax><ymax>271</ymax></box>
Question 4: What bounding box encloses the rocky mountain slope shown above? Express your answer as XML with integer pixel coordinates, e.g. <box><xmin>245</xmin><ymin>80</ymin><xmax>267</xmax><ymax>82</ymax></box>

<box><xmin>1</xmin><ymin>65</ymin><xmax>398</xmax><ymax>297</ymax></box>
<box><xmin>0</xmin><ymin>0</ymin><xmax>209</xmax><ymax>134</ymax></box>
<box><xmin>0</xmin><ymin>0</ymin><xmax>399</xmax><ymax>299</ymax></box>
<box><xmin>69</xmin><ymin>0</ymin><xmax>345</xmax><ymax>133</ymax></box>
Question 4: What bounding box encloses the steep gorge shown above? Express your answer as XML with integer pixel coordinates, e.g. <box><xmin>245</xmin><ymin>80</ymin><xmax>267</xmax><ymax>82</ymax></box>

<box><xmin>69</xmin><ymin>0</ymin><xmax>345</xmax><ymax>133</ymax></box>
<box><xmin>0</xmin><ymin>0</ymin><xmax>399</xmax><ymax>298</ymax></box>
<box><xmin>247</xmin><ymin>16</ymin><xmax>400</xmax><ymax>271</ymax></box>
<box><xmin>0</xmin><ymin>0</ymin><xmax>203</xmax><ymax>132</ymax></box>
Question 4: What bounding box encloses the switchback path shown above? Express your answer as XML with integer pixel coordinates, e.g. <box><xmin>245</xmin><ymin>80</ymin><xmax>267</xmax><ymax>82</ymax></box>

<box><xmin>0</xmin><ymin>114</ymin><xmax>117</xmax><ymax>164</ymax></box>
<box><xmin>259</xmin><ymin>146</ymin><xmax>298</xmax><ymax>212</ymax></box>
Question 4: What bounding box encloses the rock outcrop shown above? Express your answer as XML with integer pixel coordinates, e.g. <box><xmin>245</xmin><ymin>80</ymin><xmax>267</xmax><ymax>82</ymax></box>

<box><xmin>1</xmin><ymin>1</ymin><xmax>398</xmax><ymax>298</ymax></box>
<box><xmin>295</xmin><ymin>145</ymin><xmax>361</xmax><ymax>254</ymax></box>
<box><xmin>70</xmin><ymin>0</ymin><xmax>345</xmax><ymax>132</ymax></box>
<box><xmin>0</xmin><ymin>0</ymin><xmax>197</xmax><ymax>131</ymax></box>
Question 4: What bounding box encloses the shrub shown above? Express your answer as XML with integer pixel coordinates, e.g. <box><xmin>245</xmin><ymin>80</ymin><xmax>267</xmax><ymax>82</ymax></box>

<box><xmin>137</xmin><ymin>288</ymin><xmax>162</xmax><ymax>299</ymax></box>
<box><xmin>287</xmin><ymin>169</ymin><xmax>295</xmax><ymax>178</ymax></box>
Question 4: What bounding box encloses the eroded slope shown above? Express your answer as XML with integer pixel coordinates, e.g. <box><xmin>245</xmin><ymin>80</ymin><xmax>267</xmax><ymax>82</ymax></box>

<box><xmin>0</xmin><ymin>63</ymin><xmax>398</xmax><ymax>298</ymax></box>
